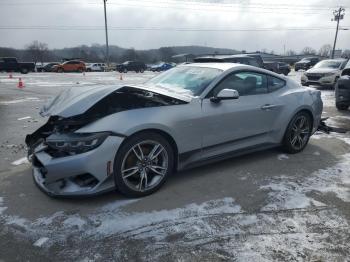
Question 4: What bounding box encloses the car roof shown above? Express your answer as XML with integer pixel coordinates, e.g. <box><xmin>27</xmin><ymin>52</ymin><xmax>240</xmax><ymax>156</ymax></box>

<box><xmin>181</xmin><ymin>62</ymin><xmax>251</xmax><ymax>71</ymax></box>
<box><xmin>196</xmin><ymin>54</ymin><xmax>254</xmax><ymax>59</ymax></box>
<box><xmin>321</xmin><ymin>58</ymin><xmax>347</xmax><ymax>62</ymax></box>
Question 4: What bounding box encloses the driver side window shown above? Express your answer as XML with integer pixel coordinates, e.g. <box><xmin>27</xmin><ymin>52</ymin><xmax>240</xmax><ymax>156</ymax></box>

<box><xmin>210</xmin><ymin>71</ymin><xmax>268</xmax><ymax>97</ymax></box>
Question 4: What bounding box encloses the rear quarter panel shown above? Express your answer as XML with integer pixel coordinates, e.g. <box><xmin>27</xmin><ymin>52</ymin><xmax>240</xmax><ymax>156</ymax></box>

<box><xmin>269</xmin><ymin>79</ymin><xmax>322</xmax><ymax>143</ymax></box>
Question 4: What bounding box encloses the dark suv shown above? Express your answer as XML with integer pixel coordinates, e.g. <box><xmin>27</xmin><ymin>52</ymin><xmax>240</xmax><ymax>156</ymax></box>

<box><xmin>295</xmin><ymin>57</ymin><xmax>319</xmax><ymax>71</ymax></box>
<box><xmin>116</xmin><ymin>61</ymin><xmax>146</xmax><ymax>73</ymax></box>
<box><xmin>193</xmin><ymin>54</ymin><xmax>264</xmax><ymax>68</ymax></box>
<box><xmin>335</xmin><ymin>60</ymin><xmax>350</xmax><ymax>110</ymax></box>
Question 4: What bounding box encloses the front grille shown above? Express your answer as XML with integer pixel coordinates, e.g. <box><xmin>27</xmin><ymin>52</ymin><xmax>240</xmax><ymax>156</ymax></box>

<box><xmin>306</xmin><ymin>73</ymin><xmax>324</xmax><ymax>81</ymax></box>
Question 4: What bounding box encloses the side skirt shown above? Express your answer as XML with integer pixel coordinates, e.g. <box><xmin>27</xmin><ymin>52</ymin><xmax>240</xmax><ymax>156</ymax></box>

<box><xmin>178</xmin><ymin>143</ymin><xmax>278</xmax><ymax>171</ymax></box>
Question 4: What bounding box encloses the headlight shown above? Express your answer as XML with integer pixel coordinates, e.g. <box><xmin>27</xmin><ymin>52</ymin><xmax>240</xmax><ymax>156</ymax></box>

<box><xmin>323</xmin><ymin>72</ymin><xmax>336</xmax><ymax>77</ymax></box>
<box><xmin>46</xmin><ymin>132</ymin><xmax>109</xmax><ymax>154</ymax></box>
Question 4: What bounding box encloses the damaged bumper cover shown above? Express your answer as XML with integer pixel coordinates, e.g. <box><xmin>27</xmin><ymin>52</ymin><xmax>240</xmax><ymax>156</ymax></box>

<box><xmin>30</xmin><ymin>135</ymin><xmax>124</xmax><ymax>197</ymax></box>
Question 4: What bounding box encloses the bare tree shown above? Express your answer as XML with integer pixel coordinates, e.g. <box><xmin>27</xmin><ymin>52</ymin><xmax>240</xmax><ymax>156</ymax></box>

<box><xmin>26</xmin><ymin>41</ymin><xmax>48</xmax><ymax>64</ymax></box>
<box><xmin>318</xmin><ymin>44</ymin><xmax>332</xmax><ymax>57</ymax></box>
<box><xmin>301</xmin><ymin>47</ymin><xmax>316</xmax><ymax>55</ymax></box>
<box><xmin>341</xmin><ymin>49</ymin><xmax>350</xmax><ymax>59</ymax></box>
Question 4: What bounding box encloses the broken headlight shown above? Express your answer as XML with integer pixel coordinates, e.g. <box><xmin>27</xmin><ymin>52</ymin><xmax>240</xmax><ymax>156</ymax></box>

<box><xmin>46</xmin><ymin>132</ymin><xmax>109</xmax><ymax>154</ymax></box>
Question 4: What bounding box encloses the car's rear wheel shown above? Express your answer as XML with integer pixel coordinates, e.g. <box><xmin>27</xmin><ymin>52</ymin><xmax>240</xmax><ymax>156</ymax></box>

<box><xmin>336</xmin><ymin>103</ymin><xmax>349</xmax><ymax>111</ymax></box>
<box><xmin>282</xmin><ymin>112</ymin><xmax>312</xmax><ymax>154</ymax></box>
<box><xmin>114</xmin><ymin>132</ymin><xmax>174</xmax><ymax>197</ymax></box>
<box><xmin>57</xmin><ymin>68</ymin><xmax>64</xmax><ymax>73</ymax></box>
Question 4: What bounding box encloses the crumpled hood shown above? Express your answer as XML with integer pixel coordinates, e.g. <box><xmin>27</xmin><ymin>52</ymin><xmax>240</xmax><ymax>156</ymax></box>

<box><xmin>40</xmin><ymin>84</ymin><xmax>192</xmax><ymax>118</ymax></box>
<box><xmin>306</xmin><ymin>68</ymin><xmax>339</xmax><ymax>74</ymax></box>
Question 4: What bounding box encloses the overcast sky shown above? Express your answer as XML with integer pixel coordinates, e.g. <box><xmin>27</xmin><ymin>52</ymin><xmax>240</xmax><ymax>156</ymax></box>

<box><xmin>0</xmin><ymin>0</ymin><xmax>349</xmax><ymax>54</ymax></box>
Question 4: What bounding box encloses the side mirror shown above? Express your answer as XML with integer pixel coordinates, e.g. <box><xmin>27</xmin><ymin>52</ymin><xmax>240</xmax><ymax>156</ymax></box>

<box><xmin>210</xmin><ymin>89</ymin><xmax>239</xmax><ymax>103</ymax></box>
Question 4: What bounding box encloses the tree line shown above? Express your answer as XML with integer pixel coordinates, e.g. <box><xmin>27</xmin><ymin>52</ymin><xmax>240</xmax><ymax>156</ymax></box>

<box><xmin>1</xmin><ymin>41</ymin><xmax>349</xmax><ymax>64</ymax></box>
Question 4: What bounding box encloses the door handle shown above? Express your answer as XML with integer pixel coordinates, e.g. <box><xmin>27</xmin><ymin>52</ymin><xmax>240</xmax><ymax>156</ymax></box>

<box><xmin>261</xmin><ymin>104</ymin><xmax>277</xmax><ymax>110</ymax></box>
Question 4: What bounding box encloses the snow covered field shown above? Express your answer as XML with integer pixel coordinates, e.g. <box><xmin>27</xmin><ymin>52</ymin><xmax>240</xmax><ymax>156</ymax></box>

<box><xmin>0</xmin><ymin>70</ymin><xmax>350</xmax><ymax>261</ymax></box>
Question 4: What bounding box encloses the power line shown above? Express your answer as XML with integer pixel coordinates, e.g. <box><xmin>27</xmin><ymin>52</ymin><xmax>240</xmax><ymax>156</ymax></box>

<box><xmin>1</xmin><ymin>0</ymin><xmax>347</xmax><ymax>13</ymax></box>
<box><xmin>0</xmin><ymin>25</ymin><xmax>347</xmax><ymax>32</ymax></box>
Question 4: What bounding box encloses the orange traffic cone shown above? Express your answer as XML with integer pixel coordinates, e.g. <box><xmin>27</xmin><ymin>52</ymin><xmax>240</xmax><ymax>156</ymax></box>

<box><xmin>119</xmin><ymin>74</ymin><xmax>123</xmax><ymax>80</ymax></box>
<box><xmin>17</xmin><ymin>78</ymin><xmax>24</xmax><ymax>88</ymax></box>
<box><xmin>9</xmin><ymin>72</ymin><xmax>12</xmax><ymax>79</ymax></box>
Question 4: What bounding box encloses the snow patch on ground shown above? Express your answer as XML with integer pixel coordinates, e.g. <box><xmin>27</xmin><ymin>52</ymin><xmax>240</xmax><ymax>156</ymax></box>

<box><xmin>0</xmin><ymin>97</ymin><xmax>40</xmax><ymax>105</ymax></box>
<box><xmin>63</xmin><ymin>216</ymin><xmax>86</xmax><ymax>229</ymax></box>
<box><xmin>33</xmin><ymin>237</ymin><xmax>49</xmax><ymax>247</ymax></box>
<box><xmin>17</xmin><ymin>116</ymin><xmax>31</xmax><ymax>121</ymax></box>
<box><xmin>277</xmin><ymin>154</ymin><xmax>289</xmax><ymax>160</ymax></box>
<box><xmin>11</xmin><ymin>157</ymin><xmax>29</xmax><ymax>166</ymax></box>
<box><xmin>321</xmin><ymin>90</ymin><xmax>335</xmax><ymax>107</ymax></box>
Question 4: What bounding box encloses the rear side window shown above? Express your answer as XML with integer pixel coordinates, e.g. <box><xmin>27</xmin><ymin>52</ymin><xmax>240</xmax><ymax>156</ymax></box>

<box><xmin>268</xmin><ymin>76</ymin><xmax>285</xmax><ymax>92</ymax></box>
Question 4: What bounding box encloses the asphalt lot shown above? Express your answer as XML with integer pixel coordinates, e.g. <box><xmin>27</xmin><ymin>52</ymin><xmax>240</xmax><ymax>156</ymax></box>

<box><xmin>0</xmin><ymin>70</ymin><xmax>350</xmax><ymax>261</ymax></box>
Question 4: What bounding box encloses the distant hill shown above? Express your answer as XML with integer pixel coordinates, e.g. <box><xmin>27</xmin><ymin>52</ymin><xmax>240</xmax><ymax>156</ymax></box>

<box><xmin>0</xmin><ymin>44</ymin><xmax>240</xmax><ymax>63</ymax></box>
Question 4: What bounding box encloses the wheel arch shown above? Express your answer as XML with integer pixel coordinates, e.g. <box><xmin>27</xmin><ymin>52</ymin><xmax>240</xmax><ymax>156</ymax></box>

<box><xmin>281</xmin><ymin>107</ymin><xmax>314</xmax><ymax>142</ymax></box>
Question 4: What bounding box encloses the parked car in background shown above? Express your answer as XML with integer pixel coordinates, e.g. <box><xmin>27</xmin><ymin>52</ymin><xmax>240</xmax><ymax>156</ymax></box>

<box><xmin>264</xmin><ymin>61</ymin><xmax>291</xmax><ymax>76</ymax></box>
<box><xmin>150</xmin><ymin>62</ymin><xmax>174</xmax><ymax>72</ymax></box>
<box><xmin>36</xmin><ymin>62</ymin><xmax>60</xmax><ymax>72</ymax></box>
<box><xmin>53</xmin><ymin>60</ymin><xmax>86</xmax><ymax>73</ymax></box>
<box><xmin>86</xmin><ymin>63</ymin><xmax>106</xmax><ymax>72</ymax></box>
<box><xmin>295</xmin><ymin>57</ymin><xmax>320</xmax><ymax>71</ymax></box>
<box><xmin>116</xmin><ymin>61</ymin><xmax>146</xmax><ymax>73</ymax></box>
<box><xmin>301</xmin><ymin>59</ymin><xmax>348</xmax><ymax>88</ymax></box>
<box><xmin>35</xmin><ymin>62</ymin><xmax>45</xmax><ymax>72</ymax></box>
<box><xmin>0</xmin><ymin>57</ymin><xmax>35</xmax><ymax>74</ymax></box>
<box><xmin>335</xmin><ymin>59</ymin><xmax>350</xmax><ymax>110</ymax></box>
<box><xmin>26</xmin><ymin>63</ymin><xmax>322</xmax><ymax>197</ymax></box>
<box><xmin>194</xmin><ymin>54</ymin><xmax>263</xmax><ymax>68</ymax></box>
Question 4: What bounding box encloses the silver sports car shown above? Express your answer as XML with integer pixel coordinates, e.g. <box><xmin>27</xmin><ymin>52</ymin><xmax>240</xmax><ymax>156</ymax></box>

<box><xmin>26</xmin><ymin>63</ymin><xmax>323</xmax><ymax>197</ymax></box>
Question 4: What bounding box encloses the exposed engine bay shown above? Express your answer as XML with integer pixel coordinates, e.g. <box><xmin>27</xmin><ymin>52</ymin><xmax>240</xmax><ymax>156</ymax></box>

<box><xmin>26</xmin><ymin>86</ymin><xmax>187</xmax><ymax>156</ymax></box>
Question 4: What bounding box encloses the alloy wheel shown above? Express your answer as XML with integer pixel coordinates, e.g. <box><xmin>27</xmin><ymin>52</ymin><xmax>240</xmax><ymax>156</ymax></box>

<box><xmin>121</xmin><ymin>140</ymin><xmax>168</xmax><ymax>192</ymax></box>
<box><xmin>289</xmin><ymin>115</ymin><xmax>310</xmax><ymax>150</ymax></box>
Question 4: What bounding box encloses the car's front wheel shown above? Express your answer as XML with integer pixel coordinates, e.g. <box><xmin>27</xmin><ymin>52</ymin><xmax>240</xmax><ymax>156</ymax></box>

<box><xmin>283</xmin><ymin>112</ymin><xmax>312</xmax><ymax>154</ymax></box>
<box><xmin>114</xmin><ymin>132</ymin><xmax>174</xmax><ymax>197</ymax></box>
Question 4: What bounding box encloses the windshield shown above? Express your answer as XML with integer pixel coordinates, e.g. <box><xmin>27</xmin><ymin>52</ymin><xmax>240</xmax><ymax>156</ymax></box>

<box><xmin>145</xmin><ymin>66</ymin><xmax>222</xmax><ymax>96</ymax></box>
<box><xmin>314</xmin><ymin>60</ymin><xmax>342</xmax><ymax>69</ymax></box>
<box><xmin>345</xmin><ymin>60</ymin><xmax>350</xmax><ymax>69</ymax></box>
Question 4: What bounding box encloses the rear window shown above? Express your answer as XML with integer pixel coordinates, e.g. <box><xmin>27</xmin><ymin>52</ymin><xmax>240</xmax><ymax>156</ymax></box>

<box><xmin>268</xmin><ymin>76</ymin><xmax>285</xmax><ymax>92</ymax></box>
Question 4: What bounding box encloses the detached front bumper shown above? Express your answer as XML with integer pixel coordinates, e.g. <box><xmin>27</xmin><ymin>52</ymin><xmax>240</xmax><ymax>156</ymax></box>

<box><xmin>30</xmin><ymin>136</ymin><xmax>124</xmax><ymax>197</ymax></box>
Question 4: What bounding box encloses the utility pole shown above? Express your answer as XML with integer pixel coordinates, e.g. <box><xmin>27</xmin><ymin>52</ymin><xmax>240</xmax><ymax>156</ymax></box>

<box><xmin>331</xmin><ymin>7</ymin><xmax>345</xmax><ymax>59</ymax></box>
<box><xmin>103</xmin><ymin>0</ymin><xmax>109</xmax><ymax>67</ymax></box>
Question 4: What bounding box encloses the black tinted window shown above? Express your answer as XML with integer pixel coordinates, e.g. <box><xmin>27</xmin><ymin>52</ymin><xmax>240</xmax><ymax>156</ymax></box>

<box><xmin>211</xmin><ymin>71</ymin><xmax>267</xmax><ymax>97</ymax></box>
<box><xmin>268</xmin><ymin>76</ymin><xmax>285</xmax><ymax>92</ymax></box>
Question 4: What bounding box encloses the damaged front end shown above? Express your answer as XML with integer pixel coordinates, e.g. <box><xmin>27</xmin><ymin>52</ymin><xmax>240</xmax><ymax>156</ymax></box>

<box><xmin>26</xmin><ymin>85</ymin><xmax>187</xmax><ymax>197</ymax></box>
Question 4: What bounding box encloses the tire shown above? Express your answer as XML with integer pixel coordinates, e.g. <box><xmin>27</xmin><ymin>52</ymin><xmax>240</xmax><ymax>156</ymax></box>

<box><xmin>20</xmin><ymin>68</ymin><xmax>28</xmax><ymax>74</ymax></box>
<box><xmin>57</xmin><ymin>68</ymin><xmax>64</xmax><ymax>73</ymax></box>
<box><xmin>336</xmin><ymin>103</ymin><xmax>349</xmax><ymax>111</ymax></box>
<box><xmin>140</xmin><ymin>68</ymin><xmax>145</xmax><ymax>73</ymax></box>
<box><xmin>114</xmin><ymin>132</ymin><xmax>174</xmax><ymax>197</ymax></box>
<box><xmin>282</xmin><ymin>112</ymin><xmax>312</xmax><ymax>154</ymax></box>
<box><xmin>123</xmin><ymin>68</ymin><xmax>128</xmax><ymax>73</ymax></box>
<box><xmin>87</xmin><ymin>68</ymin><xmax>92</xmax><ymax>72</ymax></box>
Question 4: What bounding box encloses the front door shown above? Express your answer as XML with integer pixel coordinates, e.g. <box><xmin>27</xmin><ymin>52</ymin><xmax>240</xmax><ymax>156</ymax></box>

<box><xmin>201</xmin><ymin>71</ymin><xmax>280</xmax><ymax>159</ymax></box>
